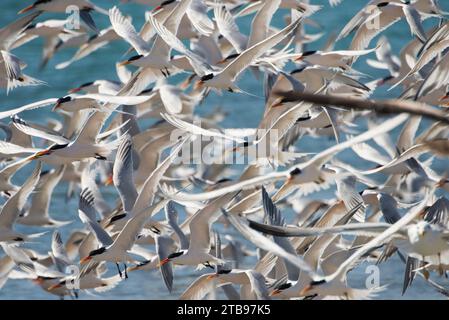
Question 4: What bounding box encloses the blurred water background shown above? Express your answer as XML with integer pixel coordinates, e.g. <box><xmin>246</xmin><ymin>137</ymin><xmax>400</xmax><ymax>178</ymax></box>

<box><xmin>1</xmin><ymin>0</ymin><xmax>449</xmax><ymax>300</ymax></box>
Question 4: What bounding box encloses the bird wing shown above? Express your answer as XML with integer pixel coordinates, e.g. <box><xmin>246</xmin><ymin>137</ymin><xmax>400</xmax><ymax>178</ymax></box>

<box><xmin>161</xmin><ymin>113</ymin><xmax>244</xmax><ymax>143</ymax></box>
<box><xmin>165</xmin><ymin>201</ymin><xmax>189</xmax><ymax>250</ymax></box>
<box><xmin>132</xmin><ymin>137</ymin><xmax>188</xmax><ymax>215</ymax></box>
<box><xmin>214</xmin><ymin>5</ymin><xmax>248</xmax><ymax>53</ymax></box>
<box><xmin>220</xmin><ymin>18</ymin><xmax>301</xmax><ymax>81</ymax></box>
<box><xmin>179</xmin><ymin>273</ymin><xmax>216</xmax><ymax>300</ymax></box>
<box><xmin>113</xmin><ymin>136</ymin><xmax>138</xmax><ymax>213</ymax></box>
<box><xmin>156</xmin><ymin>235</ymin><xmax>174</xmax><ymax>293</ymax></box>
<box><xmin>186</xmin><ymin>0</ymin><xmax>214</xmax><ymax>36</ymax></box>
<box><xmin>11</xmin><ymin>115</ymin><xmax>70</xmax><ymax>145</ymax></box>
<box><xmin>27</xmin><ymin>165</ymin><xmax>65</xmax><ymax>220</ymax></box>
<box><xmin>0</xmin><ymin>162</ymin><xmax>41</xmax><ymax>229</ymax></box>
<box><xmin>0</xmin><ymin>11</ymin><xmax>41</xmax><ymax>50</ymax></box>
<box><xmin>224</xmin><ymin>209</ymin><xmax>320</xmax><ymax>280</ymax></box>
<box><xmin>78</xmin><ymin>188</ymin><xmax>113</xmax><ymax>247</ymax></box>
<box><xmin>378</xmin><ymin>193</ymin><xmax>402</xmax><ymax>224</ymax></box>
<box><xmin>188</xmin><ymin>192</ymin><xmax>239</xmax><ymax>254</ymax></box>
<box><xmin>327</xmin><ymin>189</ymin><xmax>432</xmax><ymax>282</ymax></box>
<box><xmin>109</xmin><ymin>6</ymin><xmax>151</xmax><ymax>55</ymax></box>
<box><xmin>247</xmin><ymin>0</ymin><xmax>281</xmax><ymax>47</ymax></box>
<box><xmin>149</xmin><ymin>14</ymin><xmax>214</xmax><ymax>76</ymax></box>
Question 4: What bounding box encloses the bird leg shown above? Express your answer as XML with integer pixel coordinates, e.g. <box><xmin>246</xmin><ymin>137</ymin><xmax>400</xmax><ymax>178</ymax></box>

<box><xmin>124</xmin><ymin>263</ymin><xmax>129</xmax><ymax>279</ymax></box>
<box><xmin>116</xmin><ymin>263</ymin><xmax>123</xmax><ymax>279</ymax></box>
<box><xmin>438</xmin><ymin>253</ymin><xmax>444</xmax><ymax>277</ymax></box>
<box><xmin>422</xmin><ymin>256</ymin><xmax>430</xmax><ymax>280</ymax></box>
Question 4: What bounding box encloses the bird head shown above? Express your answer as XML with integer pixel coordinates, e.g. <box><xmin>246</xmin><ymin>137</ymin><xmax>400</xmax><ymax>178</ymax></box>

<box><xmin>288</xmin><ymin>167</ymin><xmax>302</xmax><ymax>182</ymax></box>
<box><xmin>158</xmin><ymin>251</ymin><xmax>184</xmax><ymax>267</ymax></box>
<box><xmin>18</xmin><ymin>3</ymin><xmax>36</xmax><ymax>14</ymax></box>
<box><xmin>119</xmin><ymin>54</ymin><xmax>143</xmax><ymax>66</ymax></box>
<box><xmin>208</xmin><ymin>269</ymin><xmax>232</xmax><ymax>280</ymax></box>
<box><xmin>300</xmin><ymin>279</ymin><xmax>326</xmax><ymax>296</ymax></box>
<box><xmin>81</xmin><ymin>247</ymin><xmax>106</xmax><ymax>264</ymax></box>
<box><xmin>270</xmin><ymin>282</ymin><xmax>292</xmax><ymax>296</ymax></box>
<box><xmin>68</xmin><ymin>81</ymin><xmax>94</xmax><ymax>94</ymax></box>
<box><xmin>194</xmin><ymin>74</ymin><xmax>214</xmax><ymax>90</ymax></box>
<box><xmin>439</xmin><ymin>92</ymin><xmax>449</xmax><ymax>106</ymax></box>
<box><xmin>53</xmin><ymin>96</ymin><xmax>72</xmax><ymax>111</ymax></box>
<box><xmin>294</xmin><ymin>50</ymin><xmax>317</xmax><ymax>62</ymax></box>
<box><xmin>48</xmin><ymin>280</ymin><xmax>66</xmax><ymax>291</ymax></box>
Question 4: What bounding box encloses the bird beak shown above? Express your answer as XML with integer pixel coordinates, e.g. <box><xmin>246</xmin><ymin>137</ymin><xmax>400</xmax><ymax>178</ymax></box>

<box><xmin>294</xmin><ymin>54</ymin><xmax>304</xmax><ymax>62</ymax></box>
<box><xmin>80</xmin><ymin>256</ymin><xmax>92</xmax><ymax>264</ymax></box>
<box><xmin>153</xmin><ymin>5</ymin><xmax>163</xmax><ymax>12</ymax></box>
<box><xmin>158</xmin><ymin>258</ymin><xmax>170</xmax><ymax>267</ymax></box>
<box><xmin>271</xmin><ymin>98</ymin><xmax>284</xmax><ymax>108</ymax></box>
<box><xmin>18</xmin><ymin>5</ymin><xmax>34</xmax><ymax>14</ymax></box>
<box><xmin>270</xmin><ymin>289</ymin><xmax>282</xmax><ymax>296</ymax></box>
<box><xmin>52</xmin><ymin>103</ymin><xmax>61</xmax><ymax>111</ymax></box>
<box><xmin>68</xmin><ymin>87</ymin><xmax>82</xmax><ymax>94</ymax></box>
<box><xmin>439</xmin><ymin>95</ymin><xmax>449</xmax><ymax>105</ymax></box>
<box><xmin>207</xmin><ymin>274</ymin><xmax>218</xmax><ymax>280</ymax></box>
<box><xmin>299</xmin><ymin>284</ymin><xmax>312</xmax><ymax>296</ymax></box>
<box><xmin>29</xmin><ymin>149</ymin><xmax>51</xmax><ymax>161</ymax></box>
<box><xmin>194</xmin><ymin>80</ymin><xmax>204</xmax><ymax>91</ymax></box>
<box><xmin>48</xmin><ymin>283</ymin><xmax>63</xmax><ymax>291</ymax></box>
<box><xmin>118</xmin><ymin>60</ymin><xmax>131</xmax><ymax>67</ymax></box>
<box><xmin>104</xmin><ymin>174</ymin><xmax>113</xmax><ymax>186</ymax></box>
<box><xmin>217</xmin><ymin>58</ymin><xmax>227</xmax><ymax>65</ymax></box>
<box><xmin>127</xmin><ymin>265</ymin><xmax>139</xmax><ymax>272</ymax></box>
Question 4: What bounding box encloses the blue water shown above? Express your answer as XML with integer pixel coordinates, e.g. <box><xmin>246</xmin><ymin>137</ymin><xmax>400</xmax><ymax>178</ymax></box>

<box><xmin>1</xmin><ymin>0</ymin><xmax>449</xmax><ymax>300</ymax></box>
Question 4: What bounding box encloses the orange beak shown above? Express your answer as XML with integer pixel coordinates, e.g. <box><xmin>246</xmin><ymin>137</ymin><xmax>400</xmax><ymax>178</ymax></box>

<box><xmin>32</xmin><ymin>277</ymin><xmax>44</xmax><ymax>285</ymax></box>
<box><xmin>270</xmin><ymin>289</ymin><xmax>282</xmax><ymax>296</ymax></box>
<box><xmin>194</xmin><ymin>80</ymin><xmax>204</xmax><ymax>91</ymax></box>
<box><xmin>158</xmin><ymin>257</ymin><xmax>170</xmax><ymax>267</ymax></box>
<box><xmin>52</xmin><ymin>103</ymin><xmax>61</xmax><ymax>111</ymax></box>
<box><xmin>299</xmin><ymin>284</ymin><xmax>312</xmax><ymax>296</ymax></box>
<box><xmin>68</xmin><ymin>87</ymin><xmax>82</xmax><ymax>94</ymax></box>
<box><xmin>80</xmin><ymin>256</ymin><xmax>92</xmax><ymax>264</ymax></box>
<box><xmin>118</xmin><ymin>60</ymin><xmax>131</xmax><ymax>67</ymax></box>
<box><xmin>439</xmin><ymin>95</ymin><xmax>449</xmax><ymax>106</ymax></box>
<box><xmin>127</xmin><ymin>265</ymin><xmax>139</xmax><ymax>272</ymax></box>
<box><xmin>104</xmin><ymin>174</ymin><xmax>113</xmax><ymax>186</ymax></box>
<box><xmin>207</xmin><ymin>274</ymin><xmax>218</xmax><ymax>280</ymax></box>
<box><xmin>18</xmin><ymin>5</ymin><xmax>34</xmax><ymax>14</ymax></box>
<box><xmin>153</xmin><ymin>5</ymin><xmax>163</xmax><ymax>12</ymax></box>
<box><xmin>29</xmin><ymin>149</ymin><xmax>51</xmax><ymax>161</ymax></box>
<box><xmin>294</xmin><ymin>55</ymin><xmax>304</xmax><ymax>62</ymax></box>
<box><xmin>271</xmin><ymin>98</ymin><xmax>284</xmax><ymax>108</ymax></box>
<box><xmin>48</xmin><ymin>283</ymin><xmax>63</xmax><ymax>291</ymax></box>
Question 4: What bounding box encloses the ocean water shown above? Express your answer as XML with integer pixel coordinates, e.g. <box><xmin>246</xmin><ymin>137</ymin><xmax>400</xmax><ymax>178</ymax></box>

<box><xmin>1</xmin><ymin>0</ymin><xmax>449</xmax><ymax>300</ymax></box>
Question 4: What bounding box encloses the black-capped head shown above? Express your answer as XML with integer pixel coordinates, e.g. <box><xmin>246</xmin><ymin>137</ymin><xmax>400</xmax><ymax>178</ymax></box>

<box><xmin>80</xmin><ymin>81</ymin><xmax>94</xmax><ymax>88</ymax></box>
<box><xmin>200</xmin><ymin>73</ymin><xmax>214</xmax><ymax>82</ymax></box>
<box><xmin>277</xmin><ymin>282</ymin><xmax>293</xmax><ymax>290</ymax></box>
<box><xmin>89</xmin><ymin>247</ymin><xmax>106</xmax><ymax>257</ymax></box>
<box><xmin>377</xmin><ymin>2</ymin><xmax>390</xmax><ymax>8</ymax></box>
<box><xmin>48</xmin><ymin>143</ymin><xmax>69</xmax><ymax>151</ymax></box>
<box><xmin>217</xmin><ymin>269</ymin><xmax>232</xmax><ymax>275</ymax></box>
<box><xmin>167</xmin><ymin>251</ymin><xmax>184</xmax><ymax>259</ymax></box>
<box><xmin>302</xmin><ymin>50</ymin><xmax>317</xmax><ymax>57</ymax></box>
<box><xmin>290</xmin><ymin>168</ymin><xmax>302</xmax><ymax>176</ymax></box>
<box><xmin>128</xmin><ymin>54</ymin><xmax>143</xmax><ymax>62</ymax></box>
<box><xmin>56</xmin><ymin>96</ymin><xmax>72</xmax><ymax>105</ymax></box>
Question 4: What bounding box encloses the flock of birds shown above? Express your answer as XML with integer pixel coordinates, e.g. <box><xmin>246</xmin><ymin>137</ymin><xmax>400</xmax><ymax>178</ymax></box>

<box><xmin>2</xmin><ymin>0</ymin><xmax>449</xmax><ymax>300</ymax></box>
